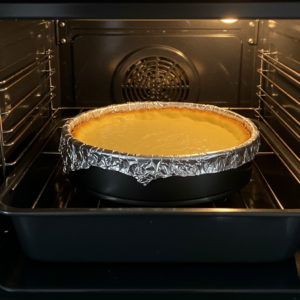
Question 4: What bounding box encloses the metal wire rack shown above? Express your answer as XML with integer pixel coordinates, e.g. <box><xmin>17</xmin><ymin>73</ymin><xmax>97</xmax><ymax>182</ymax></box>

<box><xmin>256</xmin><ymin>49</ymin><xmax>300</xmax><ymax>163</ymax></box>
<box><xmin>0</xmin><ymin>49</ymin><xmax>56</xmax><ymax>179</ymax></box>
<box><xmin>255</xmin><ymin>49</ymin><xmax>300</xmax><ymax>187</ymax></box>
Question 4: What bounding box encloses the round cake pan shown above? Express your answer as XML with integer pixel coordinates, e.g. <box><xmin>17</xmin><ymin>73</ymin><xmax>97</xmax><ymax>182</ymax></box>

<box><xmin>59</xmin><ymin>102</ymin><xmax>260</xmax><ymax>206</ymax></box>
<box><xmin>69</xmin><ymin>162</ymin><xmax>252</xmax><ymax>206</ymax></box>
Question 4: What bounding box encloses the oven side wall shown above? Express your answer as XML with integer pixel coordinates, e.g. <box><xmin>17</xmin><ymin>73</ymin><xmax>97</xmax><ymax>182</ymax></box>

<box><xmin>254</xmin><ymin>20</ymin><xmax>300</xmax><ymax>208</ymax></box>
<box><xmin>0</xmin><ymin>20</ymin><xmax>59</xmax><ymax>244</ymax></box>
<box><xmin>0</xmin><ymin>20</ymin><xmax>60</xmax><ymax>182</ymax></box>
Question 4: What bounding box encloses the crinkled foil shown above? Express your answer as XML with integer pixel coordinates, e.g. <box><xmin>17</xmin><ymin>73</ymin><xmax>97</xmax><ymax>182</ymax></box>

<box><xmin>59</xmin><ymin>102</ymin><xmax>260</xmax><ymax>185</ymax></box>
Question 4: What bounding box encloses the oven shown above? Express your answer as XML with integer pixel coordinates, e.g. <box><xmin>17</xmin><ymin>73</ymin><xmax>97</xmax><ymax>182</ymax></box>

<box><xmin>0</xmin><ymin>2</ymin><xmax>300</xmax><ymax>300</ymax></box>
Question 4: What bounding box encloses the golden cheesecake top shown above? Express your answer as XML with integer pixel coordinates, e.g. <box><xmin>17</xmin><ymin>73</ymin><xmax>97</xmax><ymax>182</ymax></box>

<box><xmin>72</xmin><ymin>108</ymin><xmax>251</xmax><ymax>156</ymax></box>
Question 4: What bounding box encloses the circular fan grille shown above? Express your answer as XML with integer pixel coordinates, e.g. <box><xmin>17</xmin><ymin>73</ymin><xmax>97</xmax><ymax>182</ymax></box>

<box><xmin>121</xmin><ymin>56</ymin><xmax>189</xmax><ymax>102</ymax></box>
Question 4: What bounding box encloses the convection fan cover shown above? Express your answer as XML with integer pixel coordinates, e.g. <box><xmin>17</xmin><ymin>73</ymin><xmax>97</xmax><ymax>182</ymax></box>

<box><xmin>113</xmin><ymin>46</ymin><xmax>200</xmax><ymax>103</ymax></box>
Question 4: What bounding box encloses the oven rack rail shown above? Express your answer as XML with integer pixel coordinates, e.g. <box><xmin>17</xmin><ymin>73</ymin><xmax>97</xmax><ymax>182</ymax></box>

<box><xmin>257</xmin><ymin>49</ymin><xmax>300</xmax><ymax>166</ymax></box>
<box><xmin>0</xmin><ymin>106</ymin><xmax>297</xmax><ymax>211</ymax></box>
<box><xmin>0</xmin><ymin>49</ymin><xmax>56</xmax><ymax>179</ymax></box>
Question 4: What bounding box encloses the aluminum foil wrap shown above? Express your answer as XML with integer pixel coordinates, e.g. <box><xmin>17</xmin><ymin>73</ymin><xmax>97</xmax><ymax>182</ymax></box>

<box><xmin>59</xmin><ymin>102</ymin><xmax>260</xmax><ymax>185</ymax></box>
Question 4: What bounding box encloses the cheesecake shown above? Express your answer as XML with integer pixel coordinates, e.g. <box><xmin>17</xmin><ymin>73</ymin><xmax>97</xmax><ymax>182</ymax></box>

<box><xmin>72</xmin><ymin>108</ymin><xmax>251</xmax><ymax>156</ymax></box>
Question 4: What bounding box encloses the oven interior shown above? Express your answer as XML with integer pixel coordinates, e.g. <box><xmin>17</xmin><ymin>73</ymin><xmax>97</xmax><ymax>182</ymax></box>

<box><xmin>0</xmin><ymin>19</ymin><xmax>300</xmax><ymax>293</ymax></box>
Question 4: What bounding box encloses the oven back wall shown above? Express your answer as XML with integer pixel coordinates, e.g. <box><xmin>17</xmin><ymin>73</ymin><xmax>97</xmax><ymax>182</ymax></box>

<box><xmin>59</xmin><ymin>20</ymin><xmax>257</xmax><ymax>108</ymax></box>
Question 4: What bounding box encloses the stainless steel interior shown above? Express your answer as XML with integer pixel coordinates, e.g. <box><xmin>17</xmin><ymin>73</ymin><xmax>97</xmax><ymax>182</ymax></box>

<box><xmin>0</xmin><ymin>19</ymin><xmax>299</xmax><ymax>211</ymax></box>
<box><xmin>0</xmin><ymin>17</ymin><xmax>300</xmax><ymax>299</ymax></box>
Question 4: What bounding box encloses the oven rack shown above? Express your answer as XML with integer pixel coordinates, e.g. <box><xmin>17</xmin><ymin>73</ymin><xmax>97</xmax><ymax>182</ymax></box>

<box><xmin>0</xmin><ymin>106</ymin><xmax>297</xmax><ymax>211</ymax></box>
<box><xmin>0</xmin><ymin>49</ymin><xmax>56</xmax><ymax>179</ymax></box>
<box><xmin>257</xmin><ymin>49</ymin><xmax>300</xmax><ymax>166</ymax></box>
<box><xmin>28</xmin><ymin>156</ymin><xmax>280</xmax><ymax>210</ymax></box>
